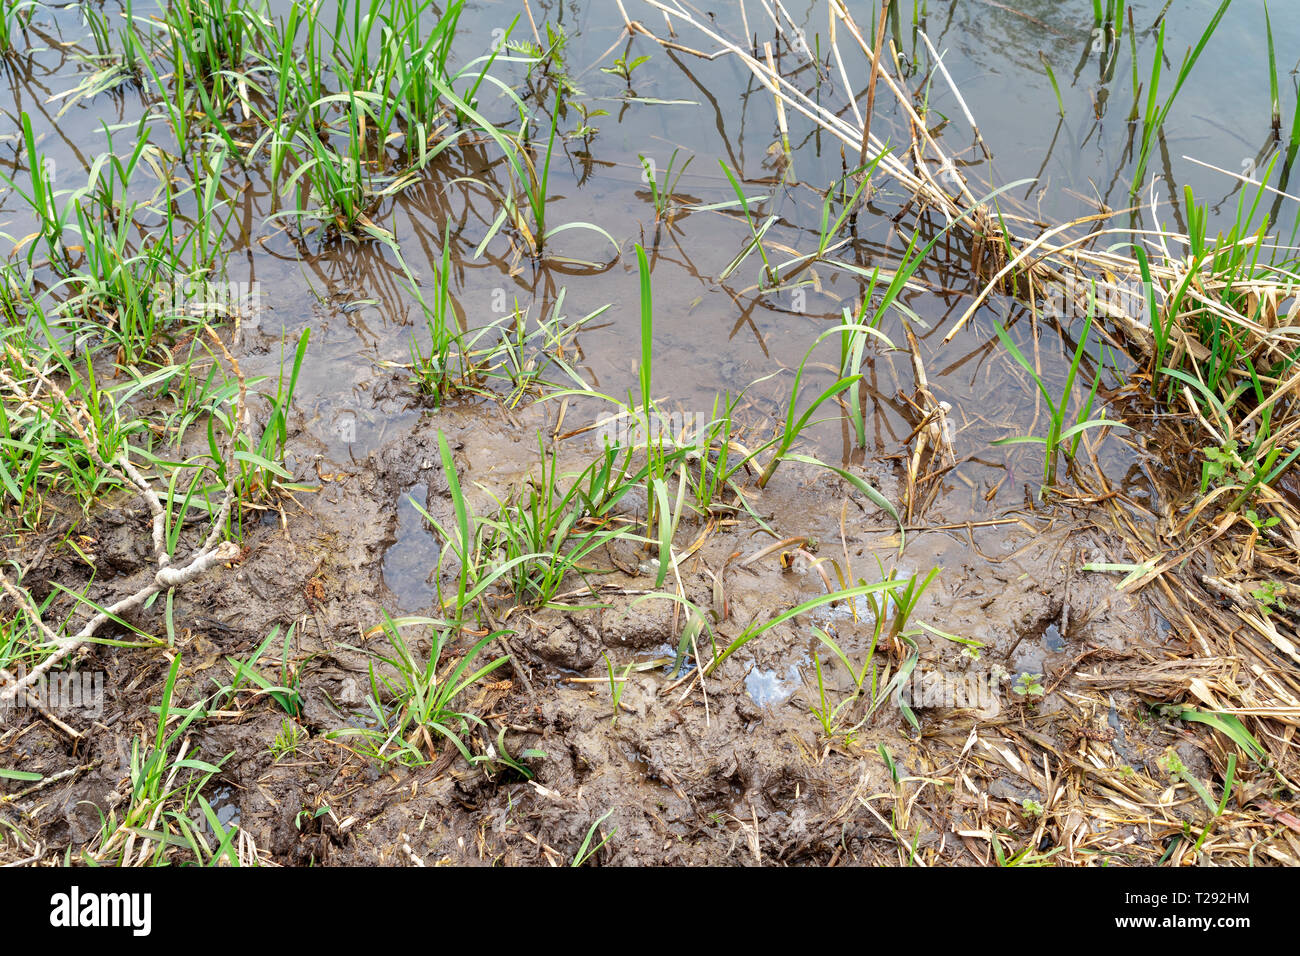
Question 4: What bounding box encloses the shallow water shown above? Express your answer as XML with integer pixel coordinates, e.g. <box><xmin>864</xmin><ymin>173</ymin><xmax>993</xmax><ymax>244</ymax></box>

<box><xmin>7</xmin><ymin>2</ymin><xmax>1295</xmax><ymax>518</ymax></box>
<box><xmin>382</xmin><ymin>481</ymin><xmax>439</xmax><ymax>609</ymax></box>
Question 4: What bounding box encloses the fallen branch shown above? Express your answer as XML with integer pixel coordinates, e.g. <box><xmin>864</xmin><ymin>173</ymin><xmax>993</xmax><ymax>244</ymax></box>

<box><xmin>0</xmin><ymin>329</ymin><xmax>248</xmax><ymax>706</ymax></box>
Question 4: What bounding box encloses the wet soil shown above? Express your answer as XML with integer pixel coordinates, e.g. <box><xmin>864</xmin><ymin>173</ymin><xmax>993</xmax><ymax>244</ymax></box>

<box><xmin>3</xmin><ymin>395</ymin><xmax>1210</xmax><ymax>866</ymax></box>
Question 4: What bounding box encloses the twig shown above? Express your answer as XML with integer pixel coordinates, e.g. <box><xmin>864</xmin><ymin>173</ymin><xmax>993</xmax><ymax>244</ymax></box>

<box><xmin>0</xmin><ymin>330</ymin><xmax>248</xmax><ymax>706</ymax></box>
<box><xmin>0</xmin><ymin>762</ymin><xmax>96</xmax><ymax>803</ymax></box>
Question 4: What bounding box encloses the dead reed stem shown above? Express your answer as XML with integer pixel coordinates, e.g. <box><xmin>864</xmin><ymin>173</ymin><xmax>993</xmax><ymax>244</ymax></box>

<box><xmin>625</xmin><ymin>0</ymin><xmax>1300</xmax><ymax>864</ymax></box>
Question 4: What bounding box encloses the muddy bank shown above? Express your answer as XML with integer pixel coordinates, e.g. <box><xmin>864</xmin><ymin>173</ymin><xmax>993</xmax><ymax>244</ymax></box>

<box><xmin>3</xmin><ymin>0</ymin><xmax>1298</xmax><ymax>869</ymax></box>
<box><xmin>4</xmin><ymin>396</ymin><xmax>1224</xmax><ymax>866</ymax></box>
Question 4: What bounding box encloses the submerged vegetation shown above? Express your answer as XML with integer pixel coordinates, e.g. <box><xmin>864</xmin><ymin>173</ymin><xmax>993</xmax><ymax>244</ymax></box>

<box><xmin>0</xmin><ymin>0</ymin><xmax>1298</xmax><ymax>867</ymax></box>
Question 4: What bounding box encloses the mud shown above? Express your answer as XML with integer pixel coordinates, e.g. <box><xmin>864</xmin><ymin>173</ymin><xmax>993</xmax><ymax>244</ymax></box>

<box><xmin>2</xmin><ymin>393</ymin><xmax>1208</xmax><ymax>866</ymax></box>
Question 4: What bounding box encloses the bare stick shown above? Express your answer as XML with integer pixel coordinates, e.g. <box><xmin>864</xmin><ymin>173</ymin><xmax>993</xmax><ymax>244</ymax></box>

<box><xmin>0</xmin><ymin>329</ymin><xmax>249</xmax><ymax>706</ymax></box>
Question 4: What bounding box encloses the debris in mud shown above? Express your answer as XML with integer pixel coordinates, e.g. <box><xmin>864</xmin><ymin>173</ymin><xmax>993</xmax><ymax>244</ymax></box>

<box><xmin>2</xmin><ymin>0</ymin><xmax>1298</xmax><ymax>872</ymax></box>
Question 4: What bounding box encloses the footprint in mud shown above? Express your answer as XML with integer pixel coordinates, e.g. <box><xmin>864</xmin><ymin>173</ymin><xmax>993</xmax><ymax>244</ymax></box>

<box><xmin>380</xmin><ymin>483</ymin><xmax>440</xmax><ymax>612</ymax></box>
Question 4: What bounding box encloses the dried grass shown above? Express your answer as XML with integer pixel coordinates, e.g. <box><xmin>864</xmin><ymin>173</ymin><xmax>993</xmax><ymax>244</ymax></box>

<box><xmin>626</xmin><ymin>0</ymin><xmax>1300</xmax><ymax>865</ymax></box>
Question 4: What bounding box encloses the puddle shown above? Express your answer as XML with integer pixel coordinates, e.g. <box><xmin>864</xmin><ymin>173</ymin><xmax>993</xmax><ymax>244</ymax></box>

<box><xmin>190</xmin><ymin>784</ymin><xmax>241</xmax><ymax>837</ymax></box>
<box><xmin>380</xmin><ymin>484</ymin><xmax>440</xmax><ymax>612</ymax></box>
<box><xmin>745</xmin><ymin>663</ymin><xmax>803</xmax><ymax>708</ymax></box>
<box><xmin>1042</xmin><ymin>622</ymin><xmax>1066</xmax><ymax>653</ymax></box>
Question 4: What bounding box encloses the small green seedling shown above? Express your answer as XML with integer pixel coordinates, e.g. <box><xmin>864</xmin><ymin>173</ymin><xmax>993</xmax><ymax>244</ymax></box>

<box><xmin>601</xmin><ymin>53</ymin><xmax>650</xmax><ymax>86</ymax></box>
<box><xmin>1202</xmin><ymin>440</ymin><xmax>1251</xmax><ymax>493</ymax></box>
<box><xmin>1250</xmin><ymin>580</ymin><xmax>1286</xmax><ymax>614</ymax></box>
<box><xmin>270</xmin><ymin>719</ymin><xmax>306</xmax><ymax>761</ymax></box>
<box><xmin>571</xmin><ymin>809</ymin><xmax>615</xmax><ymax>866</ymax></box>
<box><xmin>605</xmin><ymin>654</ymin><xmax>635</xmax><ymax>726</ymax></box>
<box><xmin>1013</xmin><ymin>672</ymin><xmax>1045</xmax><ymax>698</ymax></box>
<box><xmin>1158</xmin><ymin>747</ymin><xmax>1238</xmax><ymax>855</ymax></box>
<box><xmin>1245</xmin><ymin>508</ymin><xmax>1280</xmax><ymax>532</ymax></box>
<box><xmin>295</xmin><ymin>806</ymin><xmax>330</xmax><ymax>830</ymax></box>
